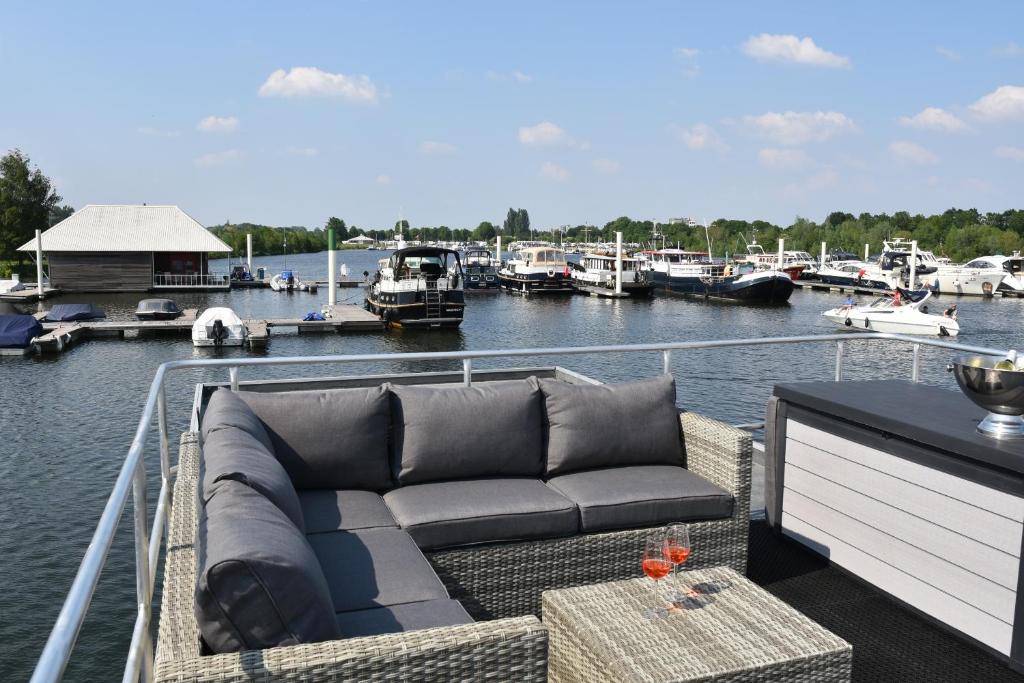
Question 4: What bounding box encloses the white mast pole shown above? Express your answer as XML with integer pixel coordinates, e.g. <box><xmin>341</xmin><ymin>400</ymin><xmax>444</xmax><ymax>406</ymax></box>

<box><xmin>909</xmin><ymin>240</ymin><xmax>918</xmax><ymax>291</ymax></box>
<box><xmin>496</xmin><ymin>236</ymin><xmax>502</xmax><ymax>264</ymax></box>
<box><xmin>777</xmin><ymin>238</ymin><xmax>784</xmax><ymax>272</ymax></box>
<box><xmin>615</xmin><ymin>231</ymin><xmax>623</xmax><ymax>295</ymax></box>
<box><xmin>864</xmin><ymin>243</ymin><xmax>870</xmax><ymax>261</ymax></box>
<box><xmin>821</xmin><ymin>241</ymin><xmax>827</xmax><ymax>267</ymax></box>
<box><xmin>35</xmin><ymin>229</ymin><xmax>44</xmax><ymax>298</ymax></box>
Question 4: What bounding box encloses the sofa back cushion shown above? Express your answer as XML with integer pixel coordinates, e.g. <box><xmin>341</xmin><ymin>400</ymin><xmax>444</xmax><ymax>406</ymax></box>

<box><xmin>389</xmin><ymin>379</ymin><xmax>544</xmax><ymax>485</ymax></box>
<box><xmin>201</xmin><ymin>388</ymin><xmax>275</xmax><ymax>453</ymax></box>
<box><xmin>195</xmin><ymin>481</ymin><xmax>339</xmax><ymax>653</ymax></box>
<box><xmin>200</xmin><ymin>426</ymin><xmax>305</xmax><ymax>531</ymax></box>
<box><xmin>240</xmin><ymin>386</ymin><xmax>392</xmax><ymax>491</ymax></box>
<box><xmin>541</xmin><ymin>375</ymin><xmax>684</xmax><ymax>477</ymax></box>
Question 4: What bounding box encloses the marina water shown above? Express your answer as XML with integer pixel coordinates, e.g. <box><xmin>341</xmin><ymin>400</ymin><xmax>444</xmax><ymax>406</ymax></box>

<box><xmin>3</xmin><ymin>249</ymin><xmax>1023</xmax><ymax>681</ymax></box>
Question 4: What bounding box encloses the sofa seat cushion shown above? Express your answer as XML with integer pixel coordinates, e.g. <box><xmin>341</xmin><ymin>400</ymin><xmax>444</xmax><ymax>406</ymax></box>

<box><xmin>239</xmin><ymin>386</ymin><xmax>393</xmax><ymax>491</ymax></box>
<box><xmin>389</xmin><ymin>379</ymin><xmax>544</xmax><ymax>485</ymax></box>
<box><xmin>201</xmin><ymin>388</ymin><xmax>275</xmax><ymax>453</ymax></box>
<box><xmin>384</xmin><ymin>478</ymin><xmax>579</xmax><ymax>550</ymax></box>
<box><xmin>201</xmin><ymin>427</ymin><xmax>305</xmax><ymax>531</ymax></box>
<box><xmin>546</xmin><ymin>465</ymin><xmax>734</xmax><ymax>533</ymax></box>
<box><xmin>299</xmin><ymin>490</ymin><xmax>397</xmax><ymax>534</ymax></box>
<box><xmin>334</xmin><ymin>599</ymin><xmax>473</xmax><ymax>638</ymax></box>
<box><xmin>308</xmin><ymin>528</ymin><xmax>450</xmax><ymax>613</ymax></box>
<box><xmin>195</xmin><ymin>481</ymin><xmax>339</xmax><ymax>653</ymax></box>
<box><xmin>540</xmin><ymin>375</ymin><xmax>684</xmax><ymax>477</ymax></box>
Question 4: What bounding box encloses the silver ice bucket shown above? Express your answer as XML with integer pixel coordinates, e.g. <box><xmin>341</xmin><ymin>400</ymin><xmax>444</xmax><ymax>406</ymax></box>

<box><xmin>949</xmin><ymin>354</ymin><xmax>1024</xmax><ymax>439</ymax></box>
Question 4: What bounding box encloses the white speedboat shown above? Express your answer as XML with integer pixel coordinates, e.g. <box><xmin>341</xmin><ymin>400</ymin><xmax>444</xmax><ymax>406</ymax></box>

<box><xmin>882</xmin><ymin>239</ymin><xmax>1004</xmax><ymax>296</ymax></box>
<box><xmin>192</xmin><ymin>307</ymin><xmax>247</xmax><ymax>347</ymax></box>
<box><xmin>822</xmin><ymin>290</ymin><xmax>959</xmax><ymax>337</ymax></box>
<box><xmin>270</xmin><ymin>270</ymin><xmax>316</xmax><ymax>292</ymax></box>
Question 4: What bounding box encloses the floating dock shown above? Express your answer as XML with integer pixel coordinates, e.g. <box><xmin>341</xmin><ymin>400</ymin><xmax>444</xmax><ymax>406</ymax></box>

<box><xmin>27</xmin><ymin>305</ymin><xmax>383</xmax><ymax>355</ymax></box>
<box><xmin>792</xmin><ymin>281</ymin><xmax>893</xmax><ymax>296</ymax></box>
<box><xmin>0</xmin><ymin>286</ymin><xmax>61</xmax><ymax>303</ymax></box>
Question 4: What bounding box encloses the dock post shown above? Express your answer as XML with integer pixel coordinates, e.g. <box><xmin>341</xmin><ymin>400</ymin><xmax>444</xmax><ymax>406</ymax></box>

<box><xmin>777</xmin><ymin>238</ymin><xmax>784</xmax><ymax>272</ymax></box>
<box><xmin>820</xmin><ymin>241</ymin><xmax>827</xmax><ymax>268</ymax></box>
<box><xmin>864</xmin><ymin>243</ymin><xmax>870</xmax><ymax>261</ymax></box>
<box><xmin>328</xmin><ymin>224</ymin><xmax>337</xmax><ymax>307</ymax></box>
<box><xmin>615</xmin><ymin>231</ymin><xmax>623</xmax><ymax>295</ymax></box>
<box><xmin>35</xmin><ymin>229</ymin><xmax>44</xmax><ymax>298</ymax></box>
<box><xmin>496</xmin><ymin>235</ymin><xmax>502</xmax><ymax>264</ymax></box>
<box><xmin>246</xmin><ymin>233</ymin><xmax>253</xmax><ymax>271</ymax></box>
<box><xmin>909</xmin><ymin>240</ymin><xmax>918</xmax><ymax>290</ymax></box>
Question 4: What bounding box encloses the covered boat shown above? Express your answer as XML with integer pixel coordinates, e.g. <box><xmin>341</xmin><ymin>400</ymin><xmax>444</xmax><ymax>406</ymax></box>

<box><xmin>0</xmin><ymin>314</ymin><xmax>42</xmax><ymax>350</ymax></box>
<box><xmin>822</xmin><ymin>289</ymin><xmax>959</xmax><ymax>336</ymax></box>
<box><xmin>43</xmin><ymin>303</ymin><xmax>106</xmax><ymax>322</ymax></box>
<box><xmin>366</xmin><ymin>247</ymin><xmax>465</xmax><ymax>328</ymax></box>
<box><xmin>0</xmin><ymin>274</ymin><xmax>26</xmax><ymax>294</ymax></box>
<box><xmin>135</xmin><ymin>298</ymin><xmax>182</xmax><ymax>321</ymax></box>
<box><xmin>191</xmin><ymin>307</ymin><xmax>247</xmax><ymax>347</ymax></box>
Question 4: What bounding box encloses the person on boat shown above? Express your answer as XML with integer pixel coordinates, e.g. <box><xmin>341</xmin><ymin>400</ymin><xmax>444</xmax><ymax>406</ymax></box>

<box><xmin>892</xmin><ymin>289</ymin><xmax>902</xmax><ymax>307</ymax></box>
<box><xmin>840</xmin><ymin>295</ymin><xmax>855</xmax><ymax>310</ymax></box>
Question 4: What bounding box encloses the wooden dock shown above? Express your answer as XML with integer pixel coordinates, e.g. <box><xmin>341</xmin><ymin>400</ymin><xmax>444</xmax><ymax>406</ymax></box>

<box><xmin>792</xmin><ymin>280</ymin><xmax>891</xmax><ymax>296</ymax></box>
<box><xmin>28</xmin><ymin>305</ymin><xmax>383</xmax><ymax>355</ymax></box>
<box><xmin>0</xmin><ymin>286</ymin><xmax>61</xmax><ymax>303</ymax></box>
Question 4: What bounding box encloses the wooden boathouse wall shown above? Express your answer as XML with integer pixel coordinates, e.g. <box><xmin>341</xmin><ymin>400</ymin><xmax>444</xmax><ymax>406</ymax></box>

<box><xmin>49</xmin><ymin>252</ymin><xmax>152</xmax><ymax>292</ymax></box>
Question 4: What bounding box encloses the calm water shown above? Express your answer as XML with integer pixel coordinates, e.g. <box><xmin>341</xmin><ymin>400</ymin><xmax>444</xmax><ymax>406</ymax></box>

<box><xmin>2</xmin><ymin>249</ymin><xmax>1022</xmax><ymax>681</ymax></box>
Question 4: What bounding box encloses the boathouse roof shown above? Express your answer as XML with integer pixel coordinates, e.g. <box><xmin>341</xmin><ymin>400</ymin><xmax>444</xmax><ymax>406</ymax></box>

<box><xmin>18</xmin><ymin>204</ymin><xmax>231</xmax><ymax>253</ymax></box>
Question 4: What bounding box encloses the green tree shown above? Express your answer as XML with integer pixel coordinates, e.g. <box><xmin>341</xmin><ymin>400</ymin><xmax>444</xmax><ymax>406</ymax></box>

<box><xmin>0</xmin><ymin>149</ymin><xmax>63</xmax><ymax>261</ymax></box>
<box><xmin>395</xmin><ymin>219</ymin><xmax>410</xmax><ymax>234</ymax></box>
<box><xmin>325</xmin><ymin>216</ymin><xmax>348</xmax><ymax>240</ymax></box>
<box><xmin>472</xmin><ymin>221</ymin><xmax>496</xmax><ymax>241</ymax></box>
<box><xmin>49</xmin><ymin>204</ymin><xmax>75</xmax><ymax>226</ymax></box>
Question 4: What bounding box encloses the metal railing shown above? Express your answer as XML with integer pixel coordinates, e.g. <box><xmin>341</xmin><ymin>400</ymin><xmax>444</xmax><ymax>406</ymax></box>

<box><xmin>30</xmin><ymin>332</ymin><xmax>1009</xmax><ymax>683</ymax></box>
<box><xmin>152</xmin><ymin>273</ymin><xmax>230</xmax><ymax>288</ymax></box>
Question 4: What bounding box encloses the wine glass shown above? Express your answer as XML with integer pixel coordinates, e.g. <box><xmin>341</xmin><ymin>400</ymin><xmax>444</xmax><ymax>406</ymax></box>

<box><xmin>641</xmin><ymin>533</ymin><xmax>672</xmax><ymax>619</ymax></box>
<box><xmin>663</xmin><ymin>524</ymin><xmax>691</xmax><ymax>602</ymax></box>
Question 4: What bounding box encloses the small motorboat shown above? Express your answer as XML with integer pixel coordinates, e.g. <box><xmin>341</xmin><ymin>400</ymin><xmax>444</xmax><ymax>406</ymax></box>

<box><xmin>822</xmin><ymin>289</ymin><xmax>959</xmax><ymax>337</ymax></box>
<box><xmin>0</xmin><ymin>312</ymin><xmax>42</xmax><ymax>355</ymax></box>
<box><xmin>270</xmin><ymin>270</ymin><xmax>316</xmax><ymax>292</ymax></box>
<box><xmin>43</xmin><ymin>303</ymin><xmax>106</xmax><ymax>322</ymax></box>
<box><xmin>135</xmin><ymin>298</ymin><xmax>183</xmax><ymax>321</ymax></box>
<box><xmin>192</xmin><ymin>307</ymin><xmax>247</xmax><ymax>347</ymax></box>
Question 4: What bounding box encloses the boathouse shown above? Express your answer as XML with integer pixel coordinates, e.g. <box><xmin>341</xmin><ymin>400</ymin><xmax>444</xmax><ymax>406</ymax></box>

<box><xmin>17</xmin><ymin>205</ymin><xmax>232</xmax><ymax>292</ymax></box>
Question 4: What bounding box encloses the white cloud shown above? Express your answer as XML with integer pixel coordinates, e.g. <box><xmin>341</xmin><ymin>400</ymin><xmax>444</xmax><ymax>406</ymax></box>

<box><xmin>258</xmin><ymin>67</ymin><xmax>378</xmax><ymax>102</ymax></box>
<box><xmin>591</xmin><ymin>158</ymin><xmax>620</xmax><ymax>173</ymax></box>
<box><xmin>936</xmin><ymin>47</ymin><xmax>961</xmax><ymax>62</ymax></box>
<box><xmin>898</xmin><ymin>107</ymin><xmax>966</xmax><ymax>132</ymax></box>
<box><xmin>419</xmin><ymin>141</ymin><xmax>458</xmax><ymax>155</ymax></box>
<box><xmin>672</xmin><ymin>123</ymin><xmax>723</xmax><ymax>150</ymax></box>
<box><xmin>757</xmin><ymin>148</ymin><xmax>811</xmax><ymax>169</ymax></box>
<box><xmin>969</xmin><ymin>85</ymin><xmax>1024</xmax><ymax>120</ymax></box>
<box><xmin>995</xmin><ymin>145</ymin><xmax>1024</xmax><ymax>161</ymax></box>
<box><xmin>286</xmin><ymin>146</ymin><xmax>318</xmax><ymax>157</ymax></box>
<box><xmin>519</xmin><ymin>121</ymin><xmax>567</xmax><ymax>145</ymax></box>
<box><xmin>194</xmin><ymin>150</ymin><xmax>240</xmax><ymax>167</ymax></box>
<box><xmin>137</xmin><ymin>126</ymin><xmax>180</xmax><ymax>138</ymax></box>
<box><xmin>674</xmin><ymin>47</ymin><xmax>699</xmax><ymax>58</ymax></box>
<box><xmin>742</xmin><ymin>34</ymin><xmax>850</xmax><ymax>68</ymax></box>
<box><xmin>890</xmin><ymin>141</ymin><xmax>939</xmax><ymax>165</ymax></box>
<box><xmin>742</xmin><ymin>111</ymin><xmax>854</xmax><ymax>145</ymax></box>
<box><xmin>513</xmin><ymin>70</ymin><xmax>532</xmax><ymax>83</ymax></box>
<box><xmin>375</xmin><ymin>174</ymin><xmax>392</xmax><ymax>185</ymax></box>
<box><xmin>540</xmin><ymin>161</ymin><xmax>569</xmax><ymax>181</ymax></box>
<box><xmin>486</xmin><ymin>70</ymin><xmax>533</xmax><ymax>83</ymax></box>
<box><xmin>993</xmin><ymin>42</ymin><xmax>1024</xmax><ymax>58</ymax></box>
<box><xmin>197</xmin><ymin>115</ymin><xmax>238</xmax><ymax>133</ymax></box>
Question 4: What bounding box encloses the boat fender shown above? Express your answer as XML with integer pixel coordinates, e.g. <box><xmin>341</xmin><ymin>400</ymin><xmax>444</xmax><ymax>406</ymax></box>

<box><xmin>212</xmin><ymin>319</ymin><xmax>226</xmax><ymax>347</ymax></box>
<box><xmin>452</xmin><ymin>273</ymin><xmax>460</xmax><ymax>288</ymax></box>
<box><xmin>844</xmin><ymin>317</ymin><xmax>852</xmax><ymax>327</ymax></box>
<box><xmin>382</xmin><ymin>308</ymin><xmax>394</xmax><ymax>327</ymax></box>
<box><xmin>863</xmin><ymin>317</ymin><xmax>870</xmax><ymax>329</ymax></box>
<box><xmin>939</xmin><ymin>325</ymin><xmax>950</xmax><ymax>337</ymax></box>
<box><xmin>548</xmin><ymin>267</ymin><xmax>556</xmax><ymax>278</ymax></box>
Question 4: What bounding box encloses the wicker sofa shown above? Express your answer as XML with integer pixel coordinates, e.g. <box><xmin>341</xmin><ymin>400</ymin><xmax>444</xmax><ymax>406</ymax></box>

<box><xmin>154</xmin><ymin>374</ymin><xmax>752</xmax><ymax>682</ymax></box>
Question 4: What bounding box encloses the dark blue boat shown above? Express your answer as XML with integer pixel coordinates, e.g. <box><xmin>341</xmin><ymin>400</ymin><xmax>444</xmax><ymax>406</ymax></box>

<box><xmin>43</xmin><ymin>303</ymin><xmax>106</xmax><ymax>322</ymax></box>
<box><xmin>0</xmin><ymin>314</ymin><xmax>42</xmax><ymax>348</ymax></box>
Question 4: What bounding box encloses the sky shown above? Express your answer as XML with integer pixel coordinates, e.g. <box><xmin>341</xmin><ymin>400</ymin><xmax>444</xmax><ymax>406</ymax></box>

<box><xmin>1</xmin><ymin>2</ymin><xmax>1022</xmax><ymax>231</ymax></box>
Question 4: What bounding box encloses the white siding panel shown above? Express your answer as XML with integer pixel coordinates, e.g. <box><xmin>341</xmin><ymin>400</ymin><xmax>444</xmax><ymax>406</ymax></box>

<box><xmin>783</xmin><ymin>490</ymin><xmax>1015</xmax><ymax>622</ymax></box>
<box><xmin>786</xmin><ymin>439</ymin><xmax>1022</xmax><ymax>558</ymax></box>
<box><xmin>788</xmin><ymin>420</ymin><xmax>1024</xmax><ymax>522</ymax></box>
<box><xmin>782</xmin><ymin>512</ymin><xmax>1014</xmax><ymax>655</ymax></box>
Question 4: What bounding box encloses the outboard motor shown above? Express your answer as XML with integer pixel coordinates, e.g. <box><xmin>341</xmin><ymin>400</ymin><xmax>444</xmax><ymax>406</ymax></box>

<box><xmin>211</xmin><ymin>318</ymin><xmax>227</xmax><ymax>347</ymax></box>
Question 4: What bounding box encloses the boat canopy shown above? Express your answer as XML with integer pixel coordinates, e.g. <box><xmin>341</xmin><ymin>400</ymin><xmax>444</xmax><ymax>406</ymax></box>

<box><xmin>388</xmin><ymin>247</ymin><xmax>462</xmax><ymax>272</ymax></box>
<box><xmin>516</xmin><ymin>247</ymin><xmax>566</xmax><ymax>265</ymax></box>
<box><xmin>0</xmin><ymin>314</ymin><xmax>42</xmax><ymax>348</ymax></box>
<box><xmin>895</xmin><ymin>287</ymin><xmax>929</xmax><ymax>303</ymax></box>
<box><xmin>43</xmin><ymin>303</ymin><xmax>106</xmax><ymax>322</ymax></box>
<box><xmin>136</xmin><ymin>299</ymin><xmax>181</xmax><ymax>314</ymax></box>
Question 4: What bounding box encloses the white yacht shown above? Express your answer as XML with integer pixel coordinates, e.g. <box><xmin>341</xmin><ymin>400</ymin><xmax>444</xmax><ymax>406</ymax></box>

<box><xmin>192</xmin><ymin>307</ymin><xmax>247</xmax><ymax>347</ymax></box>
<box><xmin>816</xmin><ymin>261</ymin><xmax>891</xmax><ymax>290</ymax></box>
<box><xmin>962</xmin><ymin>254</ymin><xmax>1024</xmax><ymax>294</ymax></box>
<box><xmin>882</xmin><ymin>239</ymin><xmax>1004</xmax><ymax>296</ymax></box>
<box><xmin>571</xmin><ymin>251</ymin><xmax>653</xmax><ymax>297</ymax></box>
<box><xmin>734</xmin><ymin>241</ymin><xmax>816</xmax><ymax>280</ymax></box>
<box><xmin>497</xmin><ymin>246</ymin><xmax>573</xmax><ymax>294</ymax></box>
<box><xmin>365</xmin><ymin>247</ymin><xmax>465</xmax><ymax>328</ymax></box>
<box><xmin>822</xmin><ymin>289</ymin><xmax>959</xmax><ymax>336</ymax></box>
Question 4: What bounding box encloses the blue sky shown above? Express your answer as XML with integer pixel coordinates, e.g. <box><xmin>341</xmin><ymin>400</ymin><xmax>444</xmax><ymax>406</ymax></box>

<box><xmin>1</xmin><ymin>2</ymin><xmax>1022</xmax><ymax>230</ymax></box>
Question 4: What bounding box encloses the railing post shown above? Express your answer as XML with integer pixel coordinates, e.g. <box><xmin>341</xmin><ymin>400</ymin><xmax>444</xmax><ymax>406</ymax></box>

<box><xmin>662</xmin><ymin>349</ymin><xmax>672</xmax><ymax>376</ymax></box>
<box><xmin>131</xmin><ymin>461</ymin><xmax>154</xmax><ymax>683</ymax></box>
<box><xmin>157</xmin><ymin>384</ymin><xmax>170</xmax><ymax>532</ymax></box>
<box><xmin>229</xmin><ymin>367</ymin><xmax>239</xmax><ymax>392</ymax></box>
<box><xmin>835</xmin><ymin>341</ymin><xmax>845</xmax><ymax>382</ymax></box>
<box><xmin>911</xmin><ymin>343</ymin><xmax>921</xmax><ymax>383</ymax></box>
<box><xmin>463</xmin><ymin>358</ymin><xmax>472</xmax><ymax>386</ymax></box>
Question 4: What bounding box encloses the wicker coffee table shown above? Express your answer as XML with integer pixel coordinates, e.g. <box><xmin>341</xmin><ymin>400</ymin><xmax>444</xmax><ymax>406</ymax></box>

<box><xmin>542</xmin><ymin>566</ymin><xmax>851</xmax><ymax>682</ymax></box>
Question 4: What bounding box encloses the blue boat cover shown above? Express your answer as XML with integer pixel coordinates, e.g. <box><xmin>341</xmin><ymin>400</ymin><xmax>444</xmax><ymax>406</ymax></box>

<box><xmin>302</xmin><ymin>311</ymin><xmax>326</xmax><ymax>321</ymax></box>
<box><xmin>0</xmin><ymin>314</ymin><xmax>42</xmax><ymax>348</ymax></box>
<box><xmin>281</xmin><ymin>270</ymin><xmax>293</xmax><ymax>280</ymax></box>
<box><xmin>43</xmin><ymin>303</ymin><xmax>106</xmax><ymax>322</ymax></box>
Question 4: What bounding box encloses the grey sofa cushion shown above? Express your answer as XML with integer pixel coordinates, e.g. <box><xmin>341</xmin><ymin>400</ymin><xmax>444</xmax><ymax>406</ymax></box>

<box><xmin>384</xmin><ymin>478</ymin><xmax>579</xmax><ymax>550</ymax></box>
<box><xmin>195</xmin><ymin>481</ymin><xmax>339</xmax><ymax>653</ymax></box>
<box><xmin>546</xmin><ymin>465</ymin><xmax>733</xmax><ymax>532</ymax></box>
<box><xmin>299</xmin><ymin>490</ymin><xmax>398</xmax><ymax>534</ymax></box>
<box><xmin>201</xmin><ymin>388</ymin><xmax>275</xmax><ymax>453</ymax></box>
<box><xmin>240</xmin><ymin>386</ymin><xmax>392</xmax><ymax>491</ymax></box>
<box><xmin>307</xmin><ymin>527</ymin><xmax>450</xmax><ymax>613</ymax></box>
<box><xmin>334</xmin><ymin>599</ymin><xmax>473</xmax><ymax>638</ymax></box>
<box><xmin>541</xmin><ymin>375</ymin><xmax>684</xmax><ymax>477</ymax></box>
<box><xmin>201</xmin><ymin>427</ymin><xmax>305</xmax><ymax>531</ymax></box>
<box><xmin>389</xmin><ymin>379</ymin><xmax>544</xmax><ymax>485</ymax></box>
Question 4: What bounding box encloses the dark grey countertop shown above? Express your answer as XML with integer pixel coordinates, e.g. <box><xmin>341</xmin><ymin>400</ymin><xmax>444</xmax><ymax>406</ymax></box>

<box><xmin>774</xmin><ymin>380</ymin><xmax>1024</xmax><ymax>477</ymax></box>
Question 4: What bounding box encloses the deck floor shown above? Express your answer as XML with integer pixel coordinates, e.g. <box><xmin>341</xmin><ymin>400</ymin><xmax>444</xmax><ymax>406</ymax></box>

<box><xmin>747</xmin><ymin>519</ymin><xmax>1023</xmax><ymax>681</ymax></box>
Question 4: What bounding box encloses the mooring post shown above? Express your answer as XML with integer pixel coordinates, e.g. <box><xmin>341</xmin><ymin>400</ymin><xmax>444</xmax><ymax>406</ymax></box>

<box><xmin>36</xmin><ymin>229</ymin><xmax>44</xmax><ymax>298</ymax></box>
<box><xmin>328</xmin><ymin>225</ymin><xmax>337</xmax><ymax>307</ymax></box>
